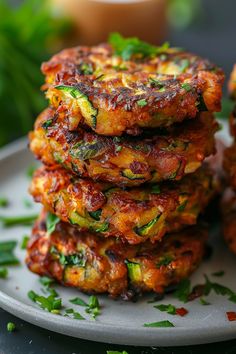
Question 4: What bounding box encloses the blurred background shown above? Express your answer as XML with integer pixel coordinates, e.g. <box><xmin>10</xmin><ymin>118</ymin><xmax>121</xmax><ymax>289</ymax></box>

<box><xmin>1</xmin><ymin>0</ymin><xmax>236</xmax><ymax>147</ymax></box>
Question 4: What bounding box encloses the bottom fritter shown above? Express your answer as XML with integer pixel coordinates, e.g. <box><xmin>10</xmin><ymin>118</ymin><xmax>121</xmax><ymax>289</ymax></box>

<box><xmin>26</xmin><ymin>210</ymin><xmax>207</xmax><ymax>299</ymax></box>
<box><xmin>222</xmin><ymin>189</ymin><xmax>236</xmax><ymax>255</ymax></box>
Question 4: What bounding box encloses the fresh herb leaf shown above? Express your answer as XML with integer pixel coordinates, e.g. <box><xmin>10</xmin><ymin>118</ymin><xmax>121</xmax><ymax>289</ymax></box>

<box><xmin>7</xmin><ymin>322</ymin><xmax>16</xmax><ymax>332</ymax></box>
<box><xmin>39</xmin><ymin>276</ymin><xmax>55</xmax><ymax>287</ymax></box>
<box><xmin>69</xmin><ymin>297</ymin><xmax>88</xmax><ymax>307</ymax></box>
<box><xmin>109</xmin><ymin>32</ymin><xmax>169</xmax><ymax>60</ymax></box>
<box><xmin>65</xmin><ymin>308</ymin><xmax>85</xmax><ymax>320</ymax></box>
<box><xmin>27</xmin><ymin>165</ymin><xmax>37</xmax><ymax>179</ymax></box>
<box><xmin>42</xmin><ymin>119</ymin><xmax>53</xmax><ymax>129</ymax></box>
<box><xmin>0</xmin><ymin>241</ymin><xmax>19</xmax><ymax>265</ymax></box>
<box><xmin>95</xmin><ymin>223</ymin><xmax>109</xmax><ymax>233</ymax></box>
<box><xmin>156</xmin><ymin>255</ymin><xmax>173</xmax><ymax>268</ymax></box>
<box><xmin>174</xmin><ymin>279</ymin><xmax>191</xmax><ymax>303</ymax></box>
<box><xmin>46</xmin><ymin>212</ymin><xmax>60</xmax><ymax>235</ymax></box>
<box><xmin>89</xmin><ymin>209</ymin><xmax>102</xmax><ymax>221</ymax></box>
<box><xmin>59</xmin><ymin>253</ymin><xmax>86</xmax><ymax>267</ymax></box>
<box><xmin>137</xmin><ymin>99</ymin><xmax>147</xmax><ymax>107</ymax></box>
<box><xmin>149</xmin><ymin>77</ymin><xmax>165</xmax><ymax>89</ymax></box>
<box><xmin>212</xmin><ymin>270</ymin><xmax>225</xmax><ymax>277</ymax></box>
<box><xmin>181</xmin><ymin>83</ymin><xmax>192</xmax><ymax>92</ymax></box>
<box><xmin>154</xmin><ymin>304</ymin><xmax>176</xmax><ymax>315</ymax></box>
<box><xmin>85</xmin><ymin>295</ymin><xmax>101</xmax><ymax>319</ymax></box>
<box><xmin>200</xmin><ymin>297</ymin><xmax>211</xmax><ymax>306</ymax></box>
<box><xmin>0</xmin><ymin>198</ymin><xmax>9</xmax><ymax>207</ymax></box>
<box><xmin>144</xmin><ymin>320</ymin><xmax>174</xmax><ymax>328</ymax></box>
<box><xmin>179</xmin><ymin>59</ymin><xmax>190</xmax><ymax>73</ymax></box>
<box><xmin>28</xmin><ymin>290</ymin><xmax>62</xmax><ymax>314</ymax></box>
<box><xmin>0</xmin><ymin>267</ymin><xmax>8</xmax><ymax>278</ymax></box>
<box><xmin>0</xmin><ymin>214</ymin><xmax>38</xmax><ymax>227</ymax></box>
<box><xmin>20</xmin><ymin>235</ymin><xmax>29</xmax><ymax>250</ymax></box>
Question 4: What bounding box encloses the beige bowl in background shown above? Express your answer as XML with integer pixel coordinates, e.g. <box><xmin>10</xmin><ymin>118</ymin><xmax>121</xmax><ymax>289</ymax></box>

<box><xmin>51</xmin><ymin>0</ymin><xmax>167</xmax><ymax>45</ymax></box>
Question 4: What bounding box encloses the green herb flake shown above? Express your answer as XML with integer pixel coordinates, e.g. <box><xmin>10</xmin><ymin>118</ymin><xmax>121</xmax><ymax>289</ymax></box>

<box><xmin>0</xmin><ymin>214</ymin><xmax>38</xmax><ymax>227</ymax></box>
<box><xmin>212</xmin><ymin>270</ymin><xmax>225</xmax><ymax>277</ymax></box>
<box><xmin>109</xmin><ymin>32</ymin><xmax>169</xmax><ymax>60</ymax></box>
<box><xmin>181</xmin><ymin>83</ymin><xmax>192</xmax><ymax>92</ymax></box>
<box><xmin>179</xmin><ymin>59</ymin><xmax>190</xmax><ymax>73</ymax></box>
<box><xmin>69</xmin><ymin>297</ymin><xmax>88</xmax><ymax>307</ymax></box>
<box><xmin>23</xmin><ymin>198</ymin><xmax>33</xmax><ymax>208</ymax></box>
<box><xmin>156</xmin><ymin>255</ymin><xmax>173</xmax><ymax>268</ymax></box>
<box><xmin>0</xmin><ymin>267</ymin><xmax>8</xmax><ymax>279</ymax></box>
<box><xmin>59</xmin><ymin>253</ymin><xmax>86</xmax><ymax>267</ymax></box>
<box><xmin>39</xmin><ymin>276</ymin><xmax>55</xmax><ymax>287</ymax></box>
<box><xmin>177</xmin><ymin>200</ymin><xmax>188</xmax><ymax>212</ymax></box>
<box><xmin>144</xmin><ymin>320</ymin><xmax>175</xmax><ymax>328</ymax></box>
<box><xmin>0</xmin><ymin>240</ymin><xmax>19</xmax><ymax>266</ymax></box>
<box><xmin>42</xmin><ymin>119</ymin><xmax>53</xmax><ymax>130</ymax></box>
<box><xmin>27</xmin><ymin>290</ymin><xmax>62</xmax><ymax>314</ymax></box>
<box><xmin>154</xmin><ymin>304</ymin><xmax>176</xmax><ymax>315</ymax></box>
<box><xmin>0</xmin><ymin>198</ymin><xmax>9</xmax><ymax>207</ymax></box>
<box><xmin>65</xmin><ymin>308</ymin><xmax>85</xmax><ymax>320</ymax></box>
<box><xmin>174</xmin><ymin>279</ymin><xmax>191</xmax><ymax>303</ymax></box>
<box><xmin>20</xmin><ymin>235</ymin><xmax>29</xmax><ymax>250</ymax></box>
<box><xmin>137</xmin><ymin>99</ymin><xmax>147</xmax><ymax>107</ymax></box>
<box><xmin>88</xmin><ymin>209</ymin><xmax>102</xmax><ymax>221</ymax></box>
<box><xmin>7</xmin><ymin>322</ymin><xmax>16</xmax><ymax>332</ymax></box>
<box><xmin>149</xmin><ymin>77</ymin><xmax>165</xmax><ymax>89</ymax></box>
<box><xmin>95</xmin><ymin>223</ymin><xmax>109</xmax><ymax>233</ymax></box>
<box><xmin>46</xmin><ymin>212</ymin><xmax>60</xmax><ymax>235</ymax></box>
<box><xmin>151</xmin><ymin>185</ymin><xmax>161</xmax><ymax>194</ymax></box>
<box><xmin>199</xmin><ymin>298</ymin><xmax>211</xmax><ymax>306</ymax></box>
<box><xmin>27</xmin><ymin>165</ymin><xmax>37</xmax><ymax>179</ymax></box>
<box><xmin>85</xmin><ymin>295</ymin><xmax>101</xmax><ymax>319</ymax></box>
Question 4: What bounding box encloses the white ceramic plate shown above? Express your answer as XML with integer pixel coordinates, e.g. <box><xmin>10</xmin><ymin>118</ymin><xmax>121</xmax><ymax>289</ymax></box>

<box><xmin>0</xmin><ymin>126</ymin><xmax>236</xmax><ymax>347</ymax></box>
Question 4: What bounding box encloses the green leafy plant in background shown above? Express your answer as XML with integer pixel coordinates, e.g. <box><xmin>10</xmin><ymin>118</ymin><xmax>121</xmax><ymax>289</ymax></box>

<box><xmin>168</xmin><ymin>0</ymin><xmax>203</xmax><ymax>29</ymax></box>
<box><xmin>0</xmin><ymin>0</ymin><xmax>71</xmax><ymax>147</ymax></box>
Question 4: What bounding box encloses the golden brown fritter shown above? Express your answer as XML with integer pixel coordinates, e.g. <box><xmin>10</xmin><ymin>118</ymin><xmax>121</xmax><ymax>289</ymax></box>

<box><xmin>223</xmin><ymin>143</ymin><xmax>236</xmax><ymax>190</ymax></box>
<box><xmin>41</xmin><ymin>44</ymin><xmax>224</xmax><ymax>136</ymax></box>
<box><xmin>29</xmin><ymin>165</ymin><xmax>218</xmax><ymax>245</ymax></box>
<box><xmin>29</xmin><ymin>108</ymin><xmax>218</xmax><ymax>186</ymax></box>
<box><xmin>221</xmin><ymin>190</ymin><xmax>236</xmax><ymax>255</ymax></box>
<box><xmin>229</xmin><ymin>64</ymin><xmax>236</xmax><ymax>100</ymax></box>
<box><xmin>26</xmin><ymin>210</ymin><xmax>207</xmax><ymax>299</ymax></box>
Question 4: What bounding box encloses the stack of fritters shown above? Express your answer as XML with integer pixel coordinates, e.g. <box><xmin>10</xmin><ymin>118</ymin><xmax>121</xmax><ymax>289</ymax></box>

<box><xmin>222</xmin><ymin>65</ymin><xmax>236</xmax><ymax>255</ymax></box>
<box><xmin>27</xmin><ymin>41</ymin><xmax>224</xmax><ymax>299</ymax></box>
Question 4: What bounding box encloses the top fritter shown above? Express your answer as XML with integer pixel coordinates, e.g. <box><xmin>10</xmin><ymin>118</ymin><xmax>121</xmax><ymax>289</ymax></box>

<box><xmin>41</xmin><ymin>34</ymin><xmax>224</xmax><ymax>136</ymax></box>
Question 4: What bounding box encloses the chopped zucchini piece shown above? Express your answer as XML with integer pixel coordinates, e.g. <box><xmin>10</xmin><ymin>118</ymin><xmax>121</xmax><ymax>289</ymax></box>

<box><xmin>121</xmin><ymin>169</ymin><xmax>145</xmax><ymax>180</ymax></box>
<box><xmin>95</xmin><ymin>223</ymin><xmax>109</xmax><ymax>233</ymax></box>
<box><xmin>55</xmin><ymin>85</ymin><xmax>98</xmax><ymax>128</ymax></box>
<box><xmin>69</xmin><ymin>211</ymin><xmax>91</xmax><ymax>228</ymax></box>
<box><xmin>134</xmin><ymin>214</ymin><xmax>161</xmax><ymax>236</ymax></box>
<box><xmin>125</xmin><ymin>260</ymin><xmax>142</xmax><ymax>282</ymax></box>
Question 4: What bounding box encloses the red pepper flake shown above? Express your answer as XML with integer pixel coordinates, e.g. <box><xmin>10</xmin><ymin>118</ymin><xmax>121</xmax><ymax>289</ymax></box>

<box><xmin>176</xmin><ymin>307</ymin><xmax>188</xmax><ymax>317</ymax></box>
<box><xmin>226</xmin><ymin>312</ymin><xmax>236</xmax><ymax>321</ymax></box>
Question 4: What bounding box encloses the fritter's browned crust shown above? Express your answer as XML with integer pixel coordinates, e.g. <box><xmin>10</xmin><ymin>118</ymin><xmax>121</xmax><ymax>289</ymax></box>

<box><xmin>29</xmin><ymin>108</ymin><xmax>218</xmax><ymax>186</ymax></box>
<box><xmin>223</xmin><ymin>143</ymin><xmax>236</xmax><ymax>190</ymax></box>
<box><xmin>41</xmin><ymin>44</ymin><xmax>224</xmax><ymax>136</ymax></box>
<box><xmin>221</xmin><ymin>190</ymin><xmax>236</xmax><ymax>255</ymax></box>
<box><xmin>29</xmin><ymin>165</ymin><xmax>218</xmax><ymax>245</ymax></box>
<box><xmin>26</xmin><ymin>210</ymin><xmax>207</xmax><ymax>298</ymax></box>
<box><xmin>229</xmin><ymin>64</ymin><xmax>236</xmax><ymax>100</ymax></box>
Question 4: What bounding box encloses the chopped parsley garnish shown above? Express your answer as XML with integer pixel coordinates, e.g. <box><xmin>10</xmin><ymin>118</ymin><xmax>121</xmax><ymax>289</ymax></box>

<box><xmin>149</xmin><ymin>77</ymin><xmax>165</xmax><ymax>89</ymax></box>
<box><xmin>95</xmin><ymin>223</ymin><xmax>109</xmax><ymax>233</ymax></box>
<box><xmin>137</xmin><ymin>99</ymin><xmax>147</xmax><ymax>107</ymax></box>
<box><xmin>42</xmin><ymin>119</ymin><xmax>53</xmax><ymax>129</ymax></box>
<box><xmin>154</xmin><ymin>304</ymin><xmax>188</xmax><ymax>317</ymax></box>
<box><xmin>0</xmin><ymin>214</ymin><xmax>38</xmax><ymax>227</ymax></box>
<box><xmin>0</xmin><ymin>198</ymin><xmax>9</xmax><ymax>207</ymax></box>
<box><xmin>20</xmin><ymin>235</ymin><xmax>29</xmax><ymax>250</ymax></box>
<box><xmin>156</xmin><ymin>255</ymin><xmax>173</xmax><ymax>268</ymax></box>
<box><xmin>78</xmin><ymin>63</ymin><xmax>93</xmax><ymax>75</ymax></box>
<box><xmin>144</xmin><ymin>320</ymin><xmax>174</xmax><ymax>328</ymax></box>
<box><xmin>46</xmin><ymin>212</ymin><xmax>60</xmax><ymax>235</ymax></box>
<box><xmin>212</xmin><ymin>270</ymin><xmax>225</xmax><ymax>277</ymax></box>
<box><xmin>28</xmin><ymin>290</ymin><xmax>62</xmax><ymax>314</ymax></box>
<box><xmin>174</xmin><ymin>278</ymin><xmax>191</xmax><ymax>303</ymax></box>
<box><xmin>179</xmin><ymin>59</ymin><xmax>190</xmax><ymax>73</ymax></box>
<box><xmin>59</xmin><ymin>253</ymin><xmax>86</xmax><ymax>267</ymax></box>
<box><xmin>27</xmin><ymin>164</ymin><xmax>37</xmax><ymax>179</ymax></box>
<box><xmin>65</xmin><ymin>308</ymin><xmax>85</xmax><ymax>320</ymax></box>
<box><xmin>181</xmin><ymin>83</ymin><xmax>192</xmax><ymax>92</ymax></box>
<box><xmin>0</xmin><ymin>267</ymin><xmax>8</xmax><ymax>278</ymax></box>
<box><xmin>7</xmin><ymin>322</ymin><xmax>16</xmax><ymax>332</ymax></box>
<box><xmin>199</xmin><ymin>298</ymin><xmax>211</xmax><ymax>306</ymax></box>
<box><xmin>85</xmin><ymin>295</ymin><xmax>101</xmax><ymax>319</ymax></box>
<box><xmin>39</xmin><ymin>276</ymin><xmax>55</xmax><ymax>287</ymax></box>
<box><xmin>0</xmin><ymin>241</ymin><xmax>19</xmax><ymax>265</ymax></box>
<box><xmin>151</xmin><ymin>185</ymin><xmax>161</xmax><ymax>194</ymax></box>
<box><xmin>109</xmin><ymin>32</ymin><xmax>169</xmax><ymax>60</ymax></box>
<box><xmin>89</xmin><ymin>209</ymin><xmax>102</xmax><ymax>221</ymax></box>
<box><xmin>69</xmin><ymin>297</ymin><xmax>88</xmax><ymax>307</ymax></box>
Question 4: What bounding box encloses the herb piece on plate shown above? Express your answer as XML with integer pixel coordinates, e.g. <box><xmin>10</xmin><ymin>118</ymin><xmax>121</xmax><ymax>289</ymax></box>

<box><xmin>0</xmin><ymin>267</ymin><xmax>8</xmax><ymax>278</ymax></box>
<box><xmin>46</xmin><ymin>212</ymin><xmax>60</xmax><ymax>235</ymax></box>
<box><xmin>26</xmin><ymin>165</ymin><xmax>37</xmax><ymax>179</ymax></box>
<box><xmin>65</xmin><ymin>308</ymin><xmax>85</xmax><ymax>320</ymax></box>
<box><xmin>199</xmin><ymin>298</ymin><xmax>211</xmax><ymax>306</ymax></box>
<box><xmin>85</xmin><ymin>295</ymin><xmax>101</xmax><ymax>319</ymax></box>
<box><xmin>154</xmin><ymin>304</ymin><xmax>188</xmax><ymax>317</ymax></box>
<box><xmin>0</xmin><ymin>214</ymin><xmax>38</xmax><ymax>227</ymax></box>
<box><xmin>0</xmin><ymin>198</ymin><xmax>9</xmax><ymax>207</ymax></box>
<box><xmin>212</xmin><ymin>270</ymin><xmax>225</xmax><ymax>277</ymax></box>
<box><xmin>69</xmin><ymin>297</ymin><xmax>88</xmax><ymax>307</ymax></box>
<box><xmin>0</xmin><ymin>241</ymin><xmax>19</xmax><ymax>265</ymax></box>
<box><xmin>7</xmin><ymin>322</ymin><xmax>16</xmax><ymax>332</ymax></box>
<box><xmin>21</xmin><ymin>235</ymin><xmax>29</xmax><ymax>250</ymax></box>
<box><xmin>39</xmin><ymin>276</ymin><xmax>55</xmax><ymax>288</ymax></box>
<box><xmin>174</xmin><ymin>279</ymin><xmax>191</xmax><ymax>303</ymax></box>
<box><xmin>28</xmin><ymin>290</ymin><xmax>62</xmax><ymax>314</ymax></box>
<box><xmin>144</xmin><ymin>320</ymin><xmax>175</xmax><ymax>328</ymax></box>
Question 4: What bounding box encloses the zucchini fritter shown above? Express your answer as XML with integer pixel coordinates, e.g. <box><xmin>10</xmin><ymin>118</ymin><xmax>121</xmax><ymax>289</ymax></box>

<box><xmin>29</xmin><ymin>108</ymin><xmax>218</xmax><ymax>186</ymax></box>
<box><xmin>41</xmin><ymin>44</ymin><xmax>224</xmax><ymax>136</ymax></box>
<box><xmin>29</xmin><ymin>165</ymin><xmax>217</xmax><ymax>245</ymax></box>
<box><xmin>26</xmin><ymin>210</ymin><xmax>207</xmax><ymax>298</ymax></box>
<box><xmin>222</xmin><ymin>190</ymin><xmax>236</xmax><ymax>255</ymax></box>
